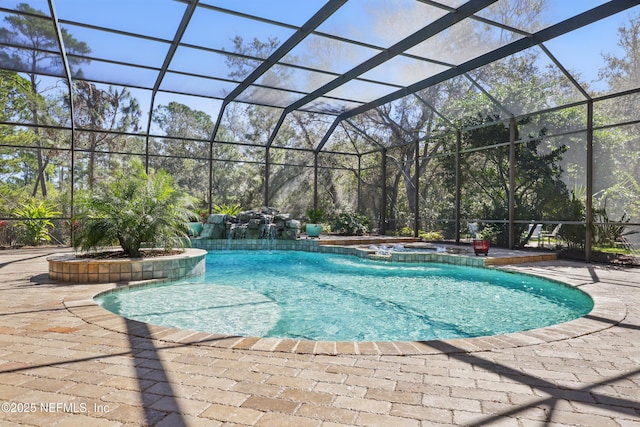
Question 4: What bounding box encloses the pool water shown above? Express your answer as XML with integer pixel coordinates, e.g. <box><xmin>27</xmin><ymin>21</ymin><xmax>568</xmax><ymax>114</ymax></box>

<box><xmin>96</xmin><ymin>250</ymin><xmax>593</xmax><ymax>342</ymax></box>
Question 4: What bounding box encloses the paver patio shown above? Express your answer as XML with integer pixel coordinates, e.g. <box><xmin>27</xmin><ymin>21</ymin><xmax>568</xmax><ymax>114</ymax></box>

<box><xmin>0</xmin><ymin>247</ymin><xmax>639</xmax><ymax>426</ymax></box>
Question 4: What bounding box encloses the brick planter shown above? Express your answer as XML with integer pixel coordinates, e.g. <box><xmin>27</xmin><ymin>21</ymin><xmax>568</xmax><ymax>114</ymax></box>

<box><xmin>48</xmin><ymin>248</ymin><xmax>206</xmax><ymax>283</ymax></box>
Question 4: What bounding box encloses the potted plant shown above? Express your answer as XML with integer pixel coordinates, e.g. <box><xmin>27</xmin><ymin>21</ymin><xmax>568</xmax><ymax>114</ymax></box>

<box><xmin>305</xmin><ymin>208</ymin><xmax>325</xmax><ymax>238</ymax></box>
<box><xmin>473</xmin><ymin>225</ymin><xmax>498</xmax><ymax>256</ymax></box>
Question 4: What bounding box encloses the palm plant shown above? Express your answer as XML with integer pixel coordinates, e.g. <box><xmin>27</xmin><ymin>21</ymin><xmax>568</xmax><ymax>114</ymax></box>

<box><xmin>74</xmin><ymin>162</ymin><xmax>196</xmax><ymax>257</ymax></box>
<box><xmin>306</xmin><ymin>208</ymin><xmax>325</xmax><ymax>224</ymax></box>
<box><xmin>213</xmin><ymin>202</ymin><xmax>242</xmax><ymax>216</ymax></box>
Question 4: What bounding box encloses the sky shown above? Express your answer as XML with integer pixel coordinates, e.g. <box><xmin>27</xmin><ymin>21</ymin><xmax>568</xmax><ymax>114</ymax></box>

<box><xmin>2</xmin><ymin>0</ymin><xmax>639</xmax><ymax>125</ymax></box>
<box><xmin>545</xmin><ymin>1</ymin><xmax>632</xmax><ymax>90</ymax></box>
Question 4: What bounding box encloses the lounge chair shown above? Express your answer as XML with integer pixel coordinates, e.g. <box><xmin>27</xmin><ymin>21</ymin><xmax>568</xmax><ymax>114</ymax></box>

<box><xmin>528</xmin><ymin>224</ymin><xmax>542</xmax><ymax>242</ymax></box>
<box><xmin>540</xmin><ymin>224</ymin><xmax>562</xmax><ymax>247</ymax></box>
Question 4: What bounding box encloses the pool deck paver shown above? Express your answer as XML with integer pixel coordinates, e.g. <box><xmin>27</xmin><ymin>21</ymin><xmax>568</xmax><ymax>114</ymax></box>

<box><xmin>0</xmin><ymin>247</ymin><xmax>639</xmax><ymax>426</ymax></box>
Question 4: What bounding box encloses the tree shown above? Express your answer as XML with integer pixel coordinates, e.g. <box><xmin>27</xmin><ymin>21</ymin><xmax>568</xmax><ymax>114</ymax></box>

<box><xmin>359</xmin><ymin>95</ymin><xmax>445</xmax><ymax>232</ymax></box>
<box><xmin>72</xmin><ymin>81</ymin><xmax>141</xmax><ymax>189</ymax></box>
<box><xmin>457</xmin><ymin>115</ymin><xmax>573</xmax><ymax>246</ymax></box>
<box><xmin>0</xmin><ymin>3</ymin><xmax>90</xmax><ymax>197</ymax></box>
<box><xmin>0</xmin><ymin>70</ymin><xmax>31</xmax><ymax>123</ymax></box>
<box><xmin>598</xmin><ymin>13</ymin><xmax>640</xmax><ymax>223</ymax></box>
<box><xmin>342</xmin><ymin>0</ymin><xmax>550</xmax><ymax>233</ymax></box>
<box><xmin>267</xmin><ymin>111</ymin><xmax>343</xmax><ymax>215</ymax></box>
<box><xmin>152</xmin><ymin>101</ymin><xmax>228</xmax><ymax>206</ymax></box>
<box><xmin>0</xmin><ymin>71</ymin><xmax>33</xmax><ymax>190</ymax></box>
<box><xmin>222</xmin><ymin>36</ymin><xmax>316</xmax><ymax>213</ymax></box>
<box><xmin>600</xmin><ymin>13</ymin><xmax>640</xmax><ymax>94</ymax></box>
<box><xmin>154</xmin><ymin>102</ymin><xmax>211</xmax><ymax>141</ymax></box>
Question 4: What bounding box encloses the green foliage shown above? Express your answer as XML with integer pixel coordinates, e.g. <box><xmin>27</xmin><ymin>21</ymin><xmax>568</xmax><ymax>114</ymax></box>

<box><xmin>593</xmin><ymin>201</ymin><xmax>630</xmax><ymax>247</ymax></box>
<box><xmin>2</xmin><ymin>3</ymin><xmax>91</xmax><ymax>72</ymax></box>
<box><xmin>74</xmin><ymin>161</ymin><xmax>195</xmax><ymax>257</ymax></box>
<box><xmin>419</xmin><ymin>230</ymin><xmax>444</xmax><ymax>241</ymax></box>
<box><xmin>0</xmin><ymin>71</ymin><xmax>31</xmax><ymax>123</ymax></box>
<box><xmin>2</xmin><ymin>3</ymin><xmax>91</xmax><ymax>197</ymax></box>
<box><xmin>73</xmin><ymin>81</ymin><xmax>141</xmax><ymax>189</ymax></box>
<box><xmin>152</xmin><ymin>102</ymin><xmax>217</xmax><ymax>203</ymax></box>
<box><xmin>213</xmin><ymin>203</ymin><xmax>242</xmax><ymax>216</ymax></box>
<box><xmin>477</xmin><ymin>225</ymin><xmax>499</xmax><ymax>242</ymax></box>
<box><xmin>594</xmin><ymin>246</ymin><xmax>634</xmax><ymax>256</ymax></box>
<box><xmin>330</xmin><ymin>210</ymin><xmax>369</xmax><ymax>236</ymax></box>
<box><xmin>455</xmin><ymin>115</ymin><xmax>574</xmax><ymax>246</ymax></box>
<box><xmin>153</xmin><ymin>101</ymin><xmax>213</xmax><ymax>139</ymax></box>
<box><xmin>396</xmin><ymin>227</ymin><xmax>413</xmax><ymax>237</ymax></box>
<box><xmin>195</xmin><ymin>208</ymin><xmax>209</xmax><ymax>223</ymax></box>
<box><xmin>1</xmin><ymin>10</ymin><xmax>639</xmax><ymax>264</ymax></box>
<box><xmin>593</xmin><ymin>173</ymin><xmax>639</xmax><ymax>227</ymax></box>
<box><xmin>557</xmin><ymin>191</ymin><xmax>586</xmax><ymax>250</ymax></box>
<box><xmin>305</xmin><ymin>208</ymin><xmax>325</xmax><ymax>223</ymax></box>
<box><xmin>12</xmin><ymin>199</ymin><xmax>61</xmax><ymax>245</ymax></box>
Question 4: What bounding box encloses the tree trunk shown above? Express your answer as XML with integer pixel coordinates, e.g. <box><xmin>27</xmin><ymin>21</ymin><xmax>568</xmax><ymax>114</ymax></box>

<box><xmin>29</xmin><ymin>74</ymin><xmax>47</xmax><ymax>197</ymax></box>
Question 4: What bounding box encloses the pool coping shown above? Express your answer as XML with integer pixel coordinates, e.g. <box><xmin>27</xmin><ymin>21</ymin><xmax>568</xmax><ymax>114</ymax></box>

<box><xmin>62</xmin><ymin>246</ymin><xmax>627</xmax><ymax>356</ymax></box>
<box><xmin>190</xmin><ymin>237</ymin><xmax>559</xmax><ymax>267</ymax></box>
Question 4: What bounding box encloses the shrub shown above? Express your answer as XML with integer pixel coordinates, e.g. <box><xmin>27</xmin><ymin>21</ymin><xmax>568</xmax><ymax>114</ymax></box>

<box><xmin>13</xmin><ymin>200</ymin><xmax>61</xmax><ymax>246</ymax></box>
<box><xmin>419</xmin><ymin>230</ymin><xmax>444</xmax><ymax>241</ymax></box>
<box><xmin>592</xmin><ymin>199</ymin><xmax>630</xmax><ymax>246</ymax></box>
<box><xmin>558</xmin><ymin>192</ymin><xmax>586</xmax><ymax>250</ymax></box>
<box><xmin>196</xmin><ymin>208</ymin><xmax>209</xmax><ymax>223</ymax></box>
<box><xmin>74</xmin><ymin>162</ymin><xmax>195</xmax><ymax>257</ymax></box>
<box><xmin>398</xmin><ymin>226</ymin><xmax>413</xmax><ymax>237</ymax></box>
<box><xmin>213</xmin><ymin>203</ymin><xmax>242</xmax><ymax>217</ymax></box>
<box><xmin>330</xmin><ymin>210</ymin><xmax>369</xmax><ymax>236</ymax></box>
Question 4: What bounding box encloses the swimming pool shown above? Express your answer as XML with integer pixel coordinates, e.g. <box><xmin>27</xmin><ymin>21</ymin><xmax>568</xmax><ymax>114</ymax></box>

<box><xmin>96</xmin><ymin>250</ymin><xmax>593</xmax><ymax>342</ymax></box>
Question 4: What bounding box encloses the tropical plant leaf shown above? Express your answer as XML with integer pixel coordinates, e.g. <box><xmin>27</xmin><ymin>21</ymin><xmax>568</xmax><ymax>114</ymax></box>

<box><xmin>74</xmin><ymin>161</ymin><xmax>195</xmax><ymax>257</ymax></box>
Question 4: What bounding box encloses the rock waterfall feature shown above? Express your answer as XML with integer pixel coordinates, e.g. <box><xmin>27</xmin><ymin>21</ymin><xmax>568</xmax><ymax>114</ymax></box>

<box><xmin>197</xmin><ymin>207</ymin><xmax>300</xmax><ymax>240</ymax></box>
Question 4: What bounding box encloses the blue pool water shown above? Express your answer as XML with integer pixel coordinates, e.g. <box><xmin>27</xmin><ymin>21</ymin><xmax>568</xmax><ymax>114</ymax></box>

<box><xmin>96</xmin><ymin>251</ymin><xmax>593</xmax><ymax>342</ymax></box>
